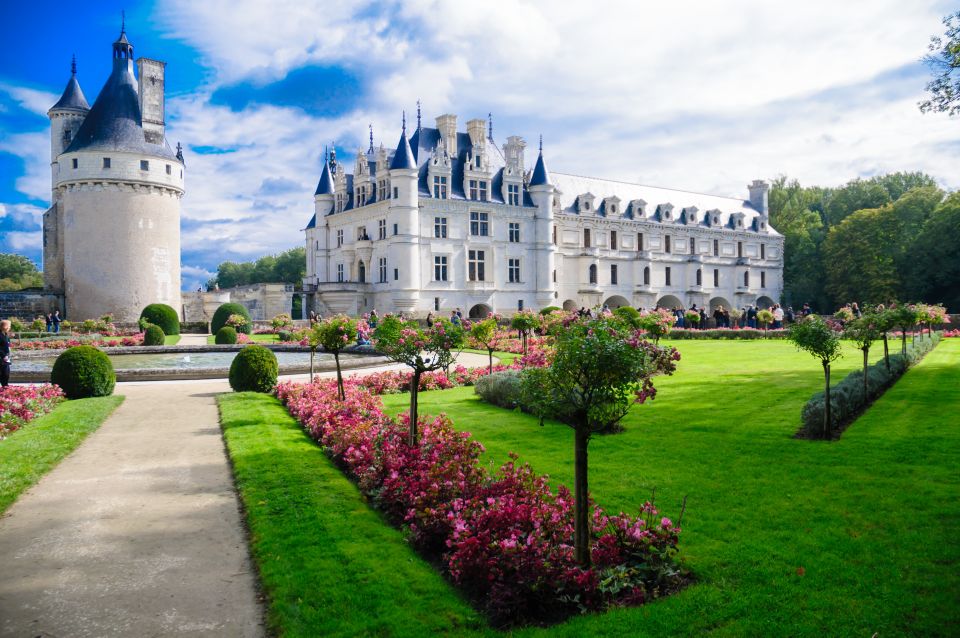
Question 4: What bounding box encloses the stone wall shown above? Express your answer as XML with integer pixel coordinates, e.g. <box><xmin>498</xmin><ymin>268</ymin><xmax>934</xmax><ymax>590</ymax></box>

<box><xmin>0</xmin><ymin>291</ymin><xmax>65</xmax><ymax>320</ymax></box>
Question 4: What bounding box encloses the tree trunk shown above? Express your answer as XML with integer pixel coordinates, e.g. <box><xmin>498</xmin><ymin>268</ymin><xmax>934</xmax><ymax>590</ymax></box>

<box><xmin>901</xmin><ymin>331</ymin><xmax>907</xmax><ymax>356</ymax></box>
<box><xmin>334</xmin><ymin>351</ymin><xmax>344</xmax><ymax>400</ymax></box>
<box><xmin>488</xmin><ymin>348</ymin><xmax>494</xmax><ymax>374</ymax></box>
<box><xmin>823</xmin><ymin>361</ymin><xmax>832</xmax><ymax>440</ymax></box>
<box><xmin>522</xmin><ymin>331</ymin><xmax>528</xmax><ymax>354</ymax></box>
<box><xmin>882</xmin><ymin>334</ymin><xmax>889</xmax><ymax>372</ymax></box>
<box><xmin>408</xmin><ymin>370</ymin><xmax>421</xmax><ymax>446</ymax></box>
<box><xmin>309</xmin><ymin>349</ymin><xmax>315</xmax><ymax>382</ymax></box>
<box><xmin>573</xmin><ymin>426</ymin><xmax>591</xmax><ymax>567</ymax></box>
<box><xmin>862</xmin><ymin>347</ymin><xmax>869</xmax><ymax>405</ymax></box>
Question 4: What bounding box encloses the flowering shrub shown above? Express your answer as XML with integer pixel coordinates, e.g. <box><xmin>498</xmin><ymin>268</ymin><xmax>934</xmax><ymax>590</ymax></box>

<box><xmin>943</xmin><ymin>328</ymin><xmax>960</xmax><ymax>338</ymax></box>
<box><xmin>15</xmin><ymin>334</ymin><xmax>144</xmax><ymax>350</ymax></box>
<box><xmin>0</xmin><ymin>384</ymin><xmax>65</xmax><ymax>439</ymax></box>
<box><xmin>277</xmin><ymin>380</ymin><xmax>686</xmax><ymax>625</ymax></box>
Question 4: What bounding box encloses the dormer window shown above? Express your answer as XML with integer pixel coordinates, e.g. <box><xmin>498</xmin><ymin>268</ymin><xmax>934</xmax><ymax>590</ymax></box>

<box><xmin>469</xmin><ymin>179</ymin><xmax>488</xmax><ymax>201</ymax></box>
<box><xmin>584</xmin><ymin>201</ymin><xmax>591</xmax><ymax>210</ymax></box>
<box><xmin>610</xmin><ymin>204</ymin><xmax>616</xmax><ymax>215</ymax></box>
<box><xmin>433</xmin><ymin>176</ymin><xmax>448</xmax><ymax>199</ymax></box>
<box><xmin>578</xmin><ymin>193</ymin><xmax>596</xmax><ymax>214</ymax></box>
<box><xmin>507</xmin><ymin>183</ymin><xmax>520</xmax><ymax>206</ymax></box>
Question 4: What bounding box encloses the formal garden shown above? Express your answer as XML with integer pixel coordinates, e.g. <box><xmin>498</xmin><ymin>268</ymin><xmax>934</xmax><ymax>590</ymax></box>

<box><xmin>1</xmin><ymin>302</ymin><xmax>957</xmax><ymax>636</ymax></box>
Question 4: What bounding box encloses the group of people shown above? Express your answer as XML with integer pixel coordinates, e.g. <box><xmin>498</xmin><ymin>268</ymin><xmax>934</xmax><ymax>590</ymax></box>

<box><xmin>1</xmin><ymin>319</ymin><xmax>11</xmax><ymax>387</ymax></box>
<box><xmin>44</xmin><ymin>311</ymin><xmax>62</xmax><ymax>333</ymax></box>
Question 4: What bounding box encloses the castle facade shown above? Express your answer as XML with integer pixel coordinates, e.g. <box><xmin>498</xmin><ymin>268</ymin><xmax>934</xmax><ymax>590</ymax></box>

<box><xmin>303</xmin><ymin>113</ymin><xmax>783</xmax><ymax>318</ymax></box>
<box><xmin>43</xmin><ymin>26</ymin><xmax>184</xmax><ymax>321</ymax></box>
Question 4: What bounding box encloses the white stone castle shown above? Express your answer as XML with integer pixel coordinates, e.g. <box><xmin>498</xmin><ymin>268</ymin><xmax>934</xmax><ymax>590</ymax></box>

<box><xmin>303</xmin><ymin>111</ymin><xmax>783</xmax><ymax>319</ymax></box>
<box><xmin>43</xmin><ymin>25</ymin><xmax>184</xmax><ymax>322</ymax></box>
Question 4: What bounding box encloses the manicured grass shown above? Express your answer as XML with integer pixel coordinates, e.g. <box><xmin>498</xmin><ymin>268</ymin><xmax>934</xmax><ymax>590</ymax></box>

<box><xmin>376</xmin><ymin>339</ymin><xmax>959</xmax><ymax>636</ymax></box>
<box><xmin>217</xmin><ymin>392</ymin><xmax>484</xmax><ymax>638</ymax></box>
<box><xmin>462</xmin><ymin>348</ymin><xmax>519</xmax><ymax>365</ymax></box>
<box><xmin>205</xmin><ymin>333</ymin><xmax>280</xmax><ymax>344</ymax></box>
<box><xmin>164</xmin><ymin>334</ymin><xmax>181</xmax><ymax>345</ymax></box>
<box><xmin>0</xmin><ymin>395</ymin><xmax>124</xmax><ymax>514</ymax></box>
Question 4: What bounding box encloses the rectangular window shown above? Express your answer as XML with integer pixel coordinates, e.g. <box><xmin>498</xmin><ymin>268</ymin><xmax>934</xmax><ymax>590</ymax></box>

<box><xmin>518</xmin><ymin>299</ymin><xmax>524</xmax><ymax>311</ymax></box>
<box><xmin>434</xmin><ymin>217</ymin><xmax>448</xmax><ymax>239</ymax></box>
<box><xmin>507</xmin><ymin>183</ymin><xmax>520</xmax><ymax>206</ymax></box>
<box><xmin>140</xmin><ymin>160</ymin><xmax>149</xmax><ymax>171</ymax></box>
<box><xmin>393</xmin><ymin>223</ymin><xmax>398</xmax><ymax>236</ymax></box>
<box><xmin>552</xmin><ymin>269</ymin><xmax>556</xmax><ymax>282</ymax></box>
<box><xmin>379</xmin><ymin>257</ymin><xmax>387</xmax><ymax>283</ymax></box>
<box><xmin>738</xmin><ymin>241</ymin><xmax>743</xmax><ymax>258</ymax></box>
<box><xmin>468</xmin><ymin>250</ymin><xmax>486</xmax><ymax>282</ymax></box>
<box><xmin>479</xmin><ymin>180</ymin><xmax>488</xmax><ymax>202</ymax></box>
<box><xmin>165</xmin><ymin>164</ymin><xmax>172</xmax><ymax>175</ymax></box>
<box><xmin>469</xmin><ymin>211</ymin><xmax>489</xmax><ymax>237</ymax></box>
<box><xmin>696</xmin><ymin>269</ymin><xmax>702</xmax><ymax>285</ymax></box>
<box><xmin>508</xmin><ymin>222</ymin><xmax>520</xmax><ymax>243</ymax></box>
<box><xmin>553</xmin><ymin>225</ymin><xmax>557</xmax><ymax>245</ymax></box>
<box><xmin>434</xmin><ymin>255</ymin><xmax>448</xmax><ymax>281</ymax></box>
<box><xmin>393</xmin><ymin>186</ymin><xmax>399</xmax><ymax>199</ymax></box>
<box><xmin>761</xmin><ymin>271</ymin><xmax>766</xmax><ymax>287</ymax></box>
<box><xmin>394</xmin><ymin>268</ymin><xmax>399</xmax><ymax>281</ymax></box>
<box><xmin>665</xmin><ymin>266</ymin><xmax>672</xmax><ymax>286</ymax></box>
<box><xmin>508</xmin><ymin>258</ymin><xmax>521</xmax><ymax>283</ymax></box>
<box><xmin>611</xmin><ymin>264</ymin><xmax>618</xmax><ymax>285</ymax></box>
<box><xmin>664</xmin><ymin>235</ymin><xmax>671</xmax><ymax>253</ymax></box>
<box><xmin>713</xmin><ymin>268</ymin><xmax>719</xmax><ymax>287</ymax></box>
<box><xmin>434</xmin><ymin>297</ymin><xmax>440</xmax><ymax>311</ymax></box>
<box><xmin>761</xmin><ymin>243</ymin><xmax>766</xmax><ymax>259</ymax></box>
<box><xmin>102</xmin><ymin>157</ymin><xmax>111</xmax><ymax>169</ymax></box>
<box><xmin>638</xmin><ymin>232</ymin><xmax>644</xmax><ymax>251</ymax></box>
<box><xmin>714</xmin><ymin>239</ymin><xmax>719</xmax><ymax>256</ymax></box>
<box><xmin>690</xmin><ymin>237</ymin><xmax>696</xmax><ymax>254</ymax></box>
<box><xmin>433</xmin><ymin>175</ymin><xmax>448</xmax><ymax>199</ymax></box>
<box><xmin>744</xmin><ymin>271</ymin><xmax>749</xmax><ymax>287</ymax></box>
<box><xmin>337</xmin><ymin>264</ymin><xmax>344</xmax><ymax>282</ymax></box>
<box><xmin>610</xmin><ymin>230</ymin><xmax>617</xmax><ymax>249</ymax></box>
<box><xmin>357</xmin><ymin>226</ymin><xmax>367</xmax><ymax>240</ymax></box>
<box><xmin>584</xmin><ymin>228</ymin><xmax>591</xmax><ymax>248</ymax></box>
<box><xmin>469</xmin><ymin>179</ymin><xmax>479</xmax><ymax>200</ymax></box>
<box><xmin>336</xmin><ymin>229</ymin><xmax>343</xmax><ymax>247</ymax></box>
<box><xmin>72</xmin><ymin>158</ymin><xmax>78</xmax><ymax>169</ymax></box>
<box><xmin>378</xmin><ymin>219</ymin><xmax>386</xmax><ymax>240</ymax></box>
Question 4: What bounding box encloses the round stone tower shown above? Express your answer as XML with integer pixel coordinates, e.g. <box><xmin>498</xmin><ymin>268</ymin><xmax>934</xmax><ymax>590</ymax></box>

<box><xmin>48</xmin><ymin>25</ymin><xmax>184</xmax><ymax>322</ymax></box>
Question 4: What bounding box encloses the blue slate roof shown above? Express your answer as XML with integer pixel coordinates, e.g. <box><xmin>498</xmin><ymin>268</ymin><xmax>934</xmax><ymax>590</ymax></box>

<box><xmin>529</xmin><ymin>150</ymin><xmax>550</xmax><ymax>186</ymax></box>
<box><xmin>389</xmin><ymin>130</ymin><xmax>416</xmax><ymax>170</ymax></box>
<box><xmin>51</xmin><ymin>72</ymin><xmax>89</xmax><ymax>111</ymax></box>
<box><xmin>314</xmin><ymin>160</ymin><xmax>334</xmax><ymax>195</ymax></box>
<box><xmin>305</xmin><ymin>213</ymin><xmax>317</xmax><ymax>229</ymax></box>
<box><xmin>63</xmin><ymin>41</ymin><xmax>177</xmax><ymax>160</ymax></box>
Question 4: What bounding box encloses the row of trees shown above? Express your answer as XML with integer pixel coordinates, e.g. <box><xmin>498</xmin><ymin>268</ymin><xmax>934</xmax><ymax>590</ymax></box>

<box><xmin>0</xmin><ymin>253</ymin><xmax>43</xmax><ymax>291</ymax></box>
<box><xmin>206</xmin><ymin>246</ymin><xmax>305</xmax><ymax>289</ymax></box>
<box><xmin>769</xmin><ymin>173</ymin><xmax>960</xmax><ymax>312</ymax></box>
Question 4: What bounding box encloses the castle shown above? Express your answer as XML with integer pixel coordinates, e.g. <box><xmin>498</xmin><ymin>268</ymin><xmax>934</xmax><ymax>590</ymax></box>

<box><xmin>302</xmin><ymin>112</ymin><xmax>784</xmax><ymax>318</ymax></box>
<box><xmin>43</xmin><ymin>25</ymin><xmax>184</xmax><ymax>322</ymax></box>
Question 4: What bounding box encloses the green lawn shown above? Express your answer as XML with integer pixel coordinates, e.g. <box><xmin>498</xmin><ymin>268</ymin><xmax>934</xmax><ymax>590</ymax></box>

<box><xmin>205</xmin><ymin>333</ymin><xmax>280</xmax><ymax>344</ymax></box>
<box><xmin>462</xmin><ymin>348</ymin><xmax>520</xmax><ymax>365</ymax></box>
<box><xmin>164</xmin><ymin>334</ymin><xmax>181</xmax><ymax>345</ymax></box>
<box><xmin>0</xmin><ymin>396</ymin><xmax>124</xmax><ymax>514</ymax></box>
<box><xmin>223</xmin><ymin>338</ymin><xmax>959</xmax><ymax>636</ymax></box>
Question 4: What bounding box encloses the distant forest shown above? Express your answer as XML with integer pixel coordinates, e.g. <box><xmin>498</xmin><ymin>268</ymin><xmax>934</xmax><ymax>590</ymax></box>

<box><xmin>206</xmin><ymin>246</ymin><xmax>305</xmax><ymax>290</ymax></box>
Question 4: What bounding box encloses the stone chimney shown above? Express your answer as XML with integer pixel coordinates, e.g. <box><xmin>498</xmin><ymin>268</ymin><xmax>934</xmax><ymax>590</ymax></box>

<box><xmin>436</xmin><ymin>114</ymin><xmax>457</xmax><ymax>157</ymax></box>
<box><xmin>466</xmin><ymin>118</ymin><xmax>486</xmax><ymax>149</ymax></box>
<box><xmin>137</xmin><ymin>57</ymin><xmax>166</xmax><ymax>144</ymax></box>
<box><xmin>503</xmin><ymin>136</ymin><xmax>526</xmax><ymax>173</ymax></box>
<box><xmin>748</xmin><ymin>179</ymin><xmax>769</xmax><ymax>216</ymax></box>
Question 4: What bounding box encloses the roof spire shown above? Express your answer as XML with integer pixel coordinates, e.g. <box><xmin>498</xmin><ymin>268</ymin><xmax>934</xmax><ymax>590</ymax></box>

<box><xmin>529</xmin><ymin>136</ymin><xmax>551</xmax><ymax>187</ymax></box>
<box><xmin>539</xmin><ymin>134</ymin><xmax>543</xmax><ymax>152</ymax></box>
<box><xmin>71</xmin><ymin>54</ymin><xmax>77</xmax><ymax>76</ymax></box>
<box><xmin>121</xmin><ymin>9</ymin><xmax>126</xmax><ymax>34</ymax></box>
<box><xmin>402</xmin><ymin>110</ymin><xmax>406</xmax><ymax>135</ymax></box>
<box><xmin>176</xmin><ymin>142</ymin><xmax>184</xmax><ymax>163</ymax></box>
<box><xmin>368</xmin><ymin>124</ymin><xmax>374</xmax><ymax>153</ymax></box>
<box><xmin>416</xmin><ymin>100</ymin><xmax>422</xmax><ymax>132</ymax></box>
<box><xmin>488</xmin><ymin>112</ymin><xmax>493</xmax><ymax>141</ymax></box>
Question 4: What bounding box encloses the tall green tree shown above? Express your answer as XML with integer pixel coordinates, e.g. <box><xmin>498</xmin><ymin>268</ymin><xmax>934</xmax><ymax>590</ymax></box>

<box><xmin>904</xmin><ymin>192</ymin><xmax>960</xmax><ymax>311</ymax></box>
<box><xmin>788</xmin><ymin>316</ymin><xmax>843</xmax><ymax>439</ymax></box>
<box><xmin>823</xmin><ymin>207</ymin><xmax>902</xmax><ymax>305</ymax></box>
<box><xmin>207</xmin><ymin>247</ymin><xmax>306</xmax><ymax>289</ymax></box>
<box><xmin>0</xmin><ymin>253</ymin><xmax>43</xmax><ymax>291</ymax></box>
<box><xmin>920</xmin><ymin>11</ymin><xmax>960</xmax><ymax>116</ymax></box>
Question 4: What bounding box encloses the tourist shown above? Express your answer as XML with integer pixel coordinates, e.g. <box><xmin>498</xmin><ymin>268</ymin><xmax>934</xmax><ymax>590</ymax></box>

<box><xmin>773</xmin><ymin>304</ymin><xmax>785</xmax><ymax>329</ymax></box>
<box><xmin>801</xmin><ymin>302</ymin><xmax>812</xmax><ymax>317</ymax></box>
<box><xmin>786</xmin><ymin>306</ymin><xmax>796</xmax><ymax>323</ymax></box>
<box><xmin>450</xmin><ymin>310</ymin><xmax>461</xmax><ymax>326</ymax></box>
<box><xmin>747</xmin><ymin>305</ymin><xmax>758</xmax><ymax>329</ymax></box>
<box><xmin>0</xmin><ymin>319</ymin><xmax>11</xmax><ymax>387</ymax></box>
<box><xmin>426</xmin><ymin>312</ymin><xmax>434</xmax><ymax>328</ymax></box>
<box><xmin>52</xmin><ymin>310</ymin><xmax>62</xmax><ymax>334</ymax></box>
<box><xmin>368</xmin><ymin>309</ymin><xmax>378</xmax><ymax>329</ymax></box>
<box><xmin>699</xmin><ymin>307</ymin><xmax>707</xmax><ymax>328</ymax></box>
<box><xmin>455</xmin><ymin>308</ymin><xmax>463</xmax><ymax>321</ymax></box>
<box><xmin>45</xmin><ymin>313</ymin><xmax>53</xmax><ymax>333</ymax></box>
<box><xmin>713</xmin><ymin>305</ymin><xmax>726</xmax><ymax>328</ymax></box>
<box><xmin>356</xmin><ymin>329</ymin><xmax>371</xmax><ymax>346</ymax></box>
<box><xmin>852</xmin><ymin>302</ymin><xmax>862</xmax><ymax>318</ymax></box>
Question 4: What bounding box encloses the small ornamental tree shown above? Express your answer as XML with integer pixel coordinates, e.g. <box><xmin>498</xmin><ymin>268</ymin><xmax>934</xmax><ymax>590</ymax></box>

<box><xmin>373</xmin><ymin>314</ymin><xmax>464</xmax><ymax>445</ymax></box>
<box><xmin>518</xmin><ymin>314</ymin><xmax>680</xmax><ymax>567</ymax></box>
<box><xmin>314</xmin><ymin>314</ymin><xmax>357</xmax><ymax>399</ymax></box>
<box><xmin>756</xmin><ymin>308</ymin><xmax>775</xmax><ymax>331</ymax></box>
<box><xmin>637</xmin><ymin>308</ymin><xmax>675</xmax><ymax>343</ymax></box>
<box><xmin>874</xmin><ymin>305</ymin><xmax>895</xmax><ymax>371</ymax></box>
<box><xmin>684</xmin><ymin>310</ymin><xmax>701</xmax><ymax>328</ymax></box>
<box><xmin>211</xmin><ymin>303</ymin><xmax>252</xmax><ymax>335</ymax></box>
<box><xmin>890</xmin><ymin>303</ymin><xmax>917</xmax><ymax>355</ymax></box>
<box><xmin>470</xmin><ymin>315</ymin><xmax>500</xmax><ymax>373</ymax></box>
<box><xmin>612</xmin><ymin>305</ymin><xmax>642</xmax><ymax>329</ymax></box>
<box><xmin>510</xmin><ymin>309</ymin><xmax>540</xmax><ymax>353</ymax></box>
<box><xmin>788</xmin><ymin>316</ymin><xmax>843</xmax><ymax>439</ymax></box>
<box><xmin>844</xmin><ymin>313</ymin><xmax>880</xmax><ymax>404</ymax></box>
<box><xmin>271</xmin><ymin>313</ymin><xmax>294</xmax><ymax>331</ymax></box>
<box><xmin>833</xmin><ymin>305</ymin><xmax>856</xmax><ymax>325</ymax></box>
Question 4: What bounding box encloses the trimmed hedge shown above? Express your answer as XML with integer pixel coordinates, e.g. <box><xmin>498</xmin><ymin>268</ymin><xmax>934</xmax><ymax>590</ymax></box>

<box><xmin>142</xmin><ymin>324</ymin><xmax>166</xmax><ymax>346</ymax></box>
<box><xmin>229</xmin><ymin>345</ymin><xmax>278</xmax><ymax>393</ymax></box>
<box><xmin>215</xmin><ymin>326</ymin><xmax>238</xmax><ymax>344</ymax></box>
<box><xmin>212</xmin><ymin>303</ymin><xmax>252</xmax><ymax>335</ymax></box>
<box><xmin>50</xmin><ymin>345</ymin><xmax>116</xmax><ymax>399</ymax></box>
<box><xmin>666</xmin><ymin>328</ymin><xmax>789</xmax><ymax>340</ymax></box>
<box><xmin>139</xmin><ymin>303</ymin><xmax>180</xmax><ymax>335</ymax></box>
<box><xmin>800</xmin><ymin>333</ymin><xmax>941</xmax><ymax>438</ymax></box>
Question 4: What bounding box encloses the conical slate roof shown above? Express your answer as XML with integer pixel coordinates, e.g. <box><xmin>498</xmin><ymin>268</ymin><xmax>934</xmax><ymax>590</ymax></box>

<box><xmin>529</xmin><ymin>150</ymin><xmax>550</xmax><ymax>186</ymax></box>
<box><xmin>314</xmin><ymin>160</ymin><xmax>335</xmax><ymax>195</ymax></box>
<box><xmin>389</xmin><ymin>129</ymin><xmax>416</xmax><ymax>170</ymax></box>
<box><xmin>64</xmin><ymin>41</ymin><xmax>176</xmax><ymax>159</ymax></box>
<box><xmin>51</xmin><ymin>71</ymin><xmax>90</xmax><ymax>112</ymax></box>
<box><xmin>305</xmin><ymin>213</ymin><xmax>317</xmax><ymax>229</ymax></box>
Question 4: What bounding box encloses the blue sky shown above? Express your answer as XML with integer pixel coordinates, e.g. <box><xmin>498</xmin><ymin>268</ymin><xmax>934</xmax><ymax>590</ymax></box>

<box><xmin>1</xmin><ymin>0</ymin><xmax>958</xmax><ymax>290</ymax></box>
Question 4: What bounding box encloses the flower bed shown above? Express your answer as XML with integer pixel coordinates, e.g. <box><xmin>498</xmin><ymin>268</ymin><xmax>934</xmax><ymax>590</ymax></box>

<box><xmin>277</xmin><ymin>380</ymin><xmax>686</xmax><ymax>626</ymax></box>
<box><xmin>0</xmin><ymin>384</ymin><xmax>66</xmax><ymax>439</ymax></box>
<box><xmin>663</xmin><ymin>328</ymin><xmax>789</xmax><ymax>340</ymax></box>
<box><xmin>14</xmin><ymin>334</ymin><xmax>144</xmax><ymax>350</ymax></box>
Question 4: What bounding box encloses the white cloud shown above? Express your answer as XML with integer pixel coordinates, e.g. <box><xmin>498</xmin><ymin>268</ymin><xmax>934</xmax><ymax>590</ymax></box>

<box><xmin>0</xmin><ymin>131</ymin><xmax>51</xmax><ymax>203</ymax></box>
<box><xmin>4</xmin><ymin>230</ymin><xmax>43</xmax><ymax>251</ymax></box>
<box><xmin>0</xmin><ymin>83</ymin><xmax>59</xmax><ymax>117</ymax></box>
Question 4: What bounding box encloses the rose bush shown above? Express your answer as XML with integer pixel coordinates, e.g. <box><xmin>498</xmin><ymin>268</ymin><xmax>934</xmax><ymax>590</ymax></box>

<box><xmin>0</xmin><ymin>384</ymin><xmax>65</xmax><ymax>439</ymax></box>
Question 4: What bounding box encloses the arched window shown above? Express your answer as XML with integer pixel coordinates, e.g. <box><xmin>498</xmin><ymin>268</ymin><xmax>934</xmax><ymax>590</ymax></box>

<box><xmin>643</xmin><ymin>266</ymin><xmax>650</xmax><ymax>285</ymax></box>
<box><xmin>696</xmin><ymin>269</ymin><xmax>702</xmax><ymax>285</ymax></box>
<box><xmin>589</xmin><ymin>264</ymin><xmax>597</xmax><ymax>284</ymax></box>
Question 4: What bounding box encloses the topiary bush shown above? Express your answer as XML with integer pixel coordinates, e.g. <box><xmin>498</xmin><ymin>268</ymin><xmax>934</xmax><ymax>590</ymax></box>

<box><xmin>142</xmin><ymin>323</ymin><xmax>166</xmax><ymax>346</ymax></box>
<box><xmin>215</xmin><ymin>326</ymin><xmax>238</xmax><ymax>344</ymax></box>
<box><xmin>211</xmin><ymin>303</ymin><xmax>252</xmax><ymax>335</ymax></box>
<box><xmin>229</xmin><ymin>344</ymin><xmax>278</xmax><ymax>393</ymax></box>
<box><xmin>539</xmin><ymin>306</ymin><xmax>561</xmax><ymax>315</ymax></box>
<box><xmin>613</xmin><ymin>305</ymin><xmax>641</xmax><ymax>328</ymax></box>
<box><xmin>474</xmin><ymin>369</ymin><xmax>523</xmax><ymax>409</ymax></box>
<box><xmin>50</xmin><ymin>345</ymin><xmax>116</xmax><ymax>399</ymax></box>
<box><xmin>139</xmin><ymin>303</ymin><xmax>180</xmax><ymax>335</ymax></box>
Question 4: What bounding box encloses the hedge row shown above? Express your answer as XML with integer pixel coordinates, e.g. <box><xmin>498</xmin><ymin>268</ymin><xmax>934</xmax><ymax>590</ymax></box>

<box><xmin>800</xmin><ymin>333</ymin><xmax>941</xmax><ymax>438</ymax></box>
<box><xmin>664</xmin><ymin>328</ymin><xmax>789</xmax><ymax>340</ymax></box>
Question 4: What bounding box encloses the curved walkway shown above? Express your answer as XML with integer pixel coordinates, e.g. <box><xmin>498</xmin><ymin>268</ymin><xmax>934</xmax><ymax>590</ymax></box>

<box><xmin>0</xmin><ymin>348</ymin><xmax>488</xmax><ymax>636</ymax></box>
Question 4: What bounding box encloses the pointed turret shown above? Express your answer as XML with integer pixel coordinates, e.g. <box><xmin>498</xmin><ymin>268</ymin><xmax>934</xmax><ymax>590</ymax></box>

<box><xmin>529</xmin><ymin>135</ymin><xmax>550</xmax><ymax>186</ymax></box>
<box><xmin>314</xmin><ymin>153</ymin><xmax>335</xmax><ymax>195</ymax></box>
<box><xmin>389</xmin><ymin>112</ymin><xmax>416</xmax><ymax>170</ymax></box>
<box><xmin>51</xmin><ymin>56</ymin><xmax>90</xmax><ymax>112</ymax></box>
